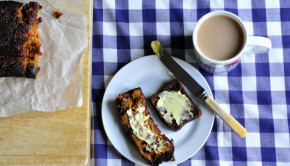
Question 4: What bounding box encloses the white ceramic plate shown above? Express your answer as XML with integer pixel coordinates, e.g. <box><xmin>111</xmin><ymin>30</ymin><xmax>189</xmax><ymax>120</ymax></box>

<box><xmin>101</xmin><ymin>55</ymin><xmax>215</xmax><ymax>165</ymax></box>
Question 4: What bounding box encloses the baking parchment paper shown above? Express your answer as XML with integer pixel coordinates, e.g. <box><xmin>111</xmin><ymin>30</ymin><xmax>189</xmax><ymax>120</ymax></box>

<box><xmin>0</xmin><ymin>0</ymin><xmax>87</xmax><ymax>117</ymax></box>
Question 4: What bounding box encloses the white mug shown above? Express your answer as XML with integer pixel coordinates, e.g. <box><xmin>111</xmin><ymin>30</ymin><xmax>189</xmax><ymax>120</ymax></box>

<box><xmin>193</xmin><ymin>11</ymin><xmax>272</xmax><ymax>73</ymax></box>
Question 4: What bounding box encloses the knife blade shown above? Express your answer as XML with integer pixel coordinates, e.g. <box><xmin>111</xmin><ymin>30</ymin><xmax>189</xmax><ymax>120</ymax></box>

<box><xmin>151</xmin><ymin>41</ymin><xmax>247</xmax><ymax>138</ymax></box>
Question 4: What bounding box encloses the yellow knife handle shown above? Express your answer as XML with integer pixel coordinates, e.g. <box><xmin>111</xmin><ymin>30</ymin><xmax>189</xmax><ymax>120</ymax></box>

<box><xmin>205</xmin><ymin>96</ymin><xmax>247</xmax><ymax>138</ymax></box>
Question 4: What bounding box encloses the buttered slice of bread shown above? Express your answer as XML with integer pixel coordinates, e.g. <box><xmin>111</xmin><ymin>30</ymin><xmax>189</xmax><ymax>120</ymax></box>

<box><xmin>151</xmin><ymin>79</ymin><xmax>202</xmax><ymax>131</ymax></box>
<box><xmin>116</xmin><ymin>88</ymin><xmax>174</xmax><ymax>166</ymax></box>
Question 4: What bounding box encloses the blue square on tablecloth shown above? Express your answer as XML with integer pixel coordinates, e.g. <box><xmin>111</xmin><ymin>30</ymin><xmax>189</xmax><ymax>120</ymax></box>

<box><xmin>116</xmin><ymin>10</ymin><xmax>129</xmax><ymax>22</ymax></box>
<box><xmin>241</xmin><ymin>63</ymin><xmax>256</xmax><ymax>76</ymax></box>
<box><xmin>95</xmin><ymin>159</ymin><xmax>107</xmax><ymax>166</ymax></box>
<box><xmin>280</xmin><ymin>0</ymin><xmax>290</xmax><ymax>7</ymax></box>
<box><xmin>258</xmin><ymin>105</ymin><xmax>273</xmax><ymax>119</ymax></box>
<box><xmin>93</xmin><ymin>22</ymin><xmax>103</xmax><ymax>35</ymax></box>
<box><xmin>286</xmin><ymin>91</ymin><xmax>290</xmax><ymax>105</ymax></box>
<box><xmin>252</xmin><ymin>9</ymin><xmax>266</xmax><ymax>22</ymax></box>
<box><xmin>143</xmin><ymin>22</ymin><xmax>157</xmax><ymax>35</ymax></box>
<box><xmin>276</xmin><ymin>148</ymin><xmax>290</xmax><ymax>162</ymax></box>
<box><xmin>228</xmin><ymin>77</ymin><xmax>242</xmax><ymax>90</ymax></box>
<box><xmin>283</xmin><ymin>49</ymin><xmax>290</xmax><ymax>62</ymax></box>
<box><xmin>269</xmin><ymin>36</ymin><xmax>283</xmax><ymax>48</ymax></box>
<box><xmin>116</xmin><ymin>22</ymin><xmax>129</xmax><ymax>35</ymax></box>
<box><xmin>259</xmin><ymin>119</ymin><xmax>274</xmax><ymax>133</ymax></box>
<box><xmin>285</xmin><ymin>63</ymin><xmax>290</xmax><ymax>76</ymax></box>
<box><xmin>104</xmin><ymin>63</ymin><xmax>118</xmax><ymax>75</ymax></box>
<box><xmin>286</xmin><ymin>77</ymin><xmax>290</xmax><ymax>90</ymax></box>
<box><xmin>95</xmin><ymin>130</ymin><xmax>106</xmax><ymax>144</ymax></box>
<box><xmin>170</xmin><ymin>22</ymin><xmax>184</xmax><ymax>36</ymax></box>
<box><xmin>281</xmin><ymin>22</ymin><xmax>290</xmax><ymax>35</ymax></box>
<box><xmin>256</xmin><ymin>77</ymin><xmax>270</xmax><ymax>91</ymax></box>
<box><xmin>142</xmin><ymin>0</ymin><xmax>155</xmax><ymax>9</ymax></box>
<box><xmin>229</xmin><ymin>91</ymin><xmax>244</xmax><ymax>104</ymax></box>
<box><xmin>280</xmin><ymin>8</ymin><xmax>290</xmax><ymax>21</ymax></box>
<box><xmin>184</xmin><ymin>36</ymin><xmax>194</xmax><ymax>49</ymax></box>
<box><xmin>93</xmin><ymin>35</ymin><xmax>103</xmax><ymax>48</ymax></box>
<box><xmin>122</xmin><ymin>159</ymin><xmax>135</xmax><ymax>166</ymax></box>
<box><xmin>129</xmin><ymin>10</ymin><xmax>142</xmax><ymax>22</ymax></box>
<box><xmin>255</xmin><ymin>53</ymin><xmax>269</xmax><ymax>63</ymax></box>
<box><xmin>260</xmin><ymin>133</ymin><xmax>275</xmax><ymax>147</ymax></box>
<box><xmin>228</xmin><ymin>64</ymin><xmax>242</xmax><ymax>77</ymax></box>
<box><xmin>143</xmin><ymin>9</ymin><xmax>156</xmax><ymax>22</ymax></box>
<box><xmin>92</xmin><ymin>48</ymin><xmax>103</xmax><ymax>62</ymax></box>
<box><xmin>197</xmin><ymin>0</ymin><xmax>210</xmax><ymax>8</ymax></box>
<box><xmin>256</xmin><ymin>63</ymin><xmax>270</xmax><ymax>76</ymax></box>
<box><xmin>271</xmin><ymin>91</ymin><xmax>287</xmax><ymax>105</ymax></box>
<box><xmin>282</xmin><ymin>36</ymin><xmax>290</xmax><ymax>48</ymax></box>
<box><xmin>115</xmin><ymin>0</ymin><xmax>128</xmax><ymax>9</ymax></box>
<box><xmin>204</xmin><ymin>145</ymin><xmax>219</xmax><ymax>160</ymax></box>
<box><xmin>170</xmin><ymin>9</ymin><xmax>183</xmax><ymax>22</ymax></box>
<box><xmin>197</xmin><ymin>9</ymin><xmax>211</xmax><ymax>19</ymax></box>
<box><xmin>261</xmin><ymin>147</ymin><xmax>276</xmax><ymax>162</ymax></box>
<box><xmin>251</xmin><ymin>0</ymin><xmax>265</xmax><ymax>8</ymax></box>
<box><xmin>230</xmin><ymin>104</ymin><xmax>245</xmax><ymax>119</ymax></box>
<box><xmin>156</xmin><ymin>9</ymin><xmax>170</xmax><ymax>22</ymax></box>
<box><xmin>232</xmin><ymin>147</ymin><xmax>247</xmax><ymax>161</ymax></box>
<box><xmin>269</xmin><ymin>63</ymin><xmax>285</xmax><ymax>76</ymax></box>
<box><xmin>247</xmin><ymin>148</ymin><xmax>262</xmax><ymax>161</ymax></box>
<box><xmin>94</xmin><ymin>9</ymin><xmax>103</xmax><ymax>21</ymax></box>
<box><xmin>103</xmin><ymin>9</ymin><xmax>115</xmax><ymax>22</ymax></box>
<box><xmin>273</xmin><ymin>119</ymin><xmax>289</xmax><ymax>133</ymax></box>
<box><xmin>93</xmin><ymin>62</ymin><xmax>105</xmax><ymax>75</ymax></box>
<box><xmin>129</xmin><ymin>36</ymin><xmax>144</xmax><ymax>49</ymax></box>
<box><xmin>225</xmin><ymin>0</ymin><xmax>237</xmax><ymax>8</ymax></box>
<box><xmin>117</xmin><ymin>50</ymin><xmax>131</xmax><ymax>62</ymax></box>
<box><xmin>92</xmin><ymin>75</ymin><xmax>105</xmax><ymax>90</ymax></box>
<box><xmin>96</xmin><ymin>144</ymin><xmax>107</xmax><ymax>158</ymax></box>
<box><xmin>218</xmin><ymin>147</ymin><xmax>233</xmax><ymax>161</ymax></box>
<box><xmin>183</xmin><ymin>9</ymin><xmax>196</xmax><ymax>22</ymax></box>
<box><xmin>245</xmin><ymin>119</ymin><xmax>260</xmax><ymax>132</ymax></box>
<box><xmin>205</xmin><ymin>130</ymin><xmax>217</xmax><ymax>146</ymax></box>
<box><xmin>225</xmin><ymin>8</ymin><xmax>238</xmax><ymax>15</ymax></box>
<box><xmin>238</xmin><ymin>9</ymin><xmax>252</xmax><ymax>21</ymax></box>
<box><xmin>103</xmin><ymin>36</ymin><xmax>117</xmax><ymax>48</ymax></box>
<box><xmin>257</xmin><ymin>91</ymin><xmax>272</xmax><ymax>105</ymax></box>
<box><xmin>117</xmin><ymin>36</ymin><xmax>130</xmax><ymax>49</ymax></box>
<box><xmin>243</xmin><ymin>91</ymin><xmax>257</xmax><ymax>104</ymax></box>
<box><xmin>253</xmin><ymin>22</ymin><xmax>268</xmax><ymax>36</ymax></box>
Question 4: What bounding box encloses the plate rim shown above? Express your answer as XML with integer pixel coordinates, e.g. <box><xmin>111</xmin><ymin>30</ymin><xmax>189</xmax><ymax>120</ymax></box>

<box><xmin>101</xmin><ymin>55</ymin><xmax>215</xmax><ymax>165</ymax></box>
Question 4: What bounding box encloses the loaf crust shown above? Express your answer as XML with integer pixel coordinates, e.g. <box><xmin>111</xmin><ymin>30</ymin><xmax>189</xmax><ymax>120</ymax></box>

<box><xmin>151</xmin><ymin>79</ymin><xmax>202</xmax><ymax>131</ymax></box>
<box><xmin>0</xmin><ymin>1</ymin><xmax>42</xmax><ymax>79</ymax></box>
<box><xmin>116</xmin><ymin>88</ymin><xmax>175</xmax><ymax>166</ymax></box>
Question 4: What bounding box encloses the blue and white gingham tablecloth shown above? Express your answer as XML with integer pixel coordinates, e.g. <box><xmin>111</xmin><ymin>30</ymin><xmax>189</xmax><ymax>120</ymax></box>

<box><xmin>91</xmin><ymin>0</ymin><xmax>290</xmax><ymax>165</ymax></box>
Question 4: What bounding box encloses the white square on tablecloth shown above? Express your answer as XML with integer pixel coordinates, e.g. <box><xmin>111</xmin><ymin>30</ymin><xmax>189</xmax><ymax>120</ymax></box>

<box><xmin>220</xmin><ymin>161</ymin><xmax>233</xmax><ymax>166</ymax></box>
<box><xmin>277</xmin><ymin>162</ymin><xmax>290</xmax><ymax>166</ymax></box>
<box><xmin>237</xmin><ymin>0</ymin><xmax>252</xmax><ymax>9</ymax></box>
<box><xmin>130</xmin><ymin>49</ymin><xmax>144</xmax><ymax>61</ymax></box>
<box><xmin>242</xmin><ymin>76</ymin><xmax>257</xmax><ymax>91</ymax></box>
<box><xmin>191</xmin><ymin>160</ymin><xmax>206</xmax><ymax>166</ymax></box>
<box><xmin>244</xmin><ymin>104</ymin><xmax>259</xmax><ymax>119</ymax></box>
<box><xmin>214</xmin><ymin>76</ymin><xmax>229</xmax><ymax>90</ymax></box>
<box><xmin>184</xmin><ymin>22</ymin><xmax>195</xmax><ymax>36</ymax></box>
<box><xmin>156</xmin><ymin>0</ymin><xmax>170</xmax><ymax>9</ymax></box>
<box><xmin>183</xmin><ymin>0</ymin><xmax>197</xmax><ymax>9</ymax></box>
<box><xmin>267</xmin><ymin>22</ymin><xmax>282</xmax><ymax>36</ymax></box>
<box><xmin>129</xmin><ymin>22</ymin><xmax>143</xmax><ymax>36</ymax></box>
<box><xmin>275</xmin><ymin>133</ymin><xmax>290</xmax><ymax>148</ymax></box>
<box><xmin>265</xmin><ymin>0</ymin><xmax>280</xmax><ymax>8</ymax></box>
<box><xmin>103</xmin><ymin>22</ymin><xmax>117</xmax><ymax>36</ymax></box>
<box><xmin>210</xmin><ymin>0</ymin><xmax>224</xmax><ymax>9</ymax></box>
<box><xmin>103</xmin><ymin>48</ymin><xmax>117</xmax><ymax>63</ymax></box>
<box><xmin>156</xmin><ymin>22</ymin><xmax>171</xmax><ymax>36</ymax></box>
<box><xmin>128</xmin><ymin>0</ymin><xmax>142</xmax><ymax>9</ymax></box>
<box><xmin>103</xmin><ymin>0</ymin><xmax>115</xmax><ymax>10</ymax></box>
<box><xmin>218</xmin><ymin>132</ymin><xmax>232</xmax><ymax>147</ymax></box>
<box><xmin>246</xmin><ymin>133</ymin><xmax>261</xmax><ymax>147</ymax></box>
<box><xmin>270</xmin><ymin>77</ymin><xmax>285</xmax><ymax>91</ymax></box>
<box><xmin>246</xmin><ymin>162</ymin><xmax>262</xmax><ymax>166</ymax></box>
<box><xmin>272</xmin><ymin>105</ymin><xmax>288</xmax><ymax>119</ymax></box>
<box><xmin>269</xmin><ymin>48</ymin><xmax>284</xmax><ymax>63</ymax></box>
<box><xmin>107</xmin><ymin>159</ymin><xmax>121</xmax><ymax>166</ymax></box>
<box><xmin>244</xmin><ymin>22</ymin><xmax>254</xmax><ymax>36</ymax></box>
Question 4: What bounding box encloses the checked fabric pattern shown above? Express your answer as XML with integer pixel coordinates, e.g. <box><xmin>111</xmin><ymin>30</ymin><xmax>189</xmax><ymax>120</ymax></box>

<box><xmin>92</xmin><ymin>0</ymin><xmax>290</xmax><ymax>165</ymax></box>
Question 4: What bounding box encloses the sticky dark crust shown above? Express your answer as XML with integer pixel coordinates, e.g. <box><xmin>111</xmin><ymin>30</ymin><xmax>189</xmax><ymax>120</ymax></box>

<box><xmin>0</xmin><ymin>1</ymin><xmax>42</xmax><ymax>79</ymax></box>
<box><xmin>116</xmin><ymin>88</ymin><xmax>175</xmax><ymax>166</ymax></box>
<box><xmin>151</xmin><ymin>79</ymin><xmax>202</xmax><ymax>131</ymax></box>
<box><xmin>53</xmin><ymin>10</ymin><xmax>63</xmax><ymax>19</ymax></box>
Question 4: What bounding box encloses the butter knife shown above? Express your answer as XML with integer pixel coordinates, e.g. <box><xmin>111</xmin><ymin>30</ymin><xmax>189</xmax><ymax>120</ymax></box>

<box><xmin>151</xmin><ymin>41</ymin><xmax>247</xmax><ymax>138</ymax></box>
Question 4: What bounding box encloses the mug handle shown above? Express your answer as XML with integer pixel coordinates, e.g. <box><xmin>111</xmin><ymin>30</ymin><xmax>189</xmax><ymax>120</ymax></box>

<box><xmin>245</xmin><ymin>36</ymin><xmax>272</xmax><ymax>54</ymax></box>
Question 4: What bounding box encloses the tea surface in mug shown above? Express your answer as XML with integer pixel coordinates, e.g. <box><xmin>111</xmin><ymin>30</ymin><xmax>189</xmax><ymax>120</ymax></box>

<box><xmin>197</xmin><ymin>15</ymin><xmax>244</xmax><ymax>61</ymax></box>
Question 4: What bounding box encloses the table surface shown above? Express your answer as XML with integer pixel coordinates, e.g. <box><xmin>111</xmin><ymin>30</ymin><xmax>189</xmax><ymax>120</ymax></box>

<box><xmin>0</xmin><ymin>0</ymin><xmax>92</xmax><ymax>165</ymax></box>
<box><xmin>91</xmin><ymin>0</ymin><xmax>290</xmax><ymax>166</ymax></box>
